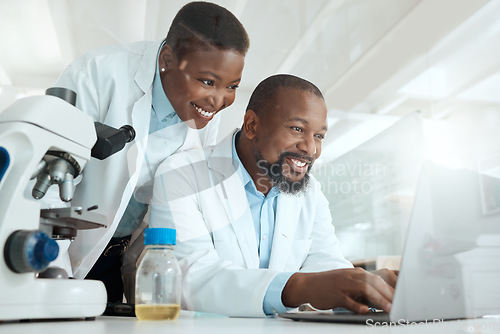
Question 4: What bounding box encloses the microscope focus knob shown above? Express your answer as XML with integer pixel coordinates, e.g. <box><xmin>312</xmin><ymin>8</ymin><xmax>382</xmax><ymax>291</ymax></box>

<box><xmin>4</xmin><ymin>230</ymin><xmax>59</xmax><ymax>273</ymax></box>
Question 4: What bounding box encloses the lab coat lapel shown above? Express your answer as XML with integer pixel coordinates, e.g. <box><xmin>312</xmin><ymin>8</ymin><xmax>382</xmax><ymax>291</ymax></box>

<box><xmin>100</xmin><ymin>41</ymin><xmax>158</xmax><ymax>240</ymax></box>
<box><xmin>208</xmin><ymin>131</ymin><xmax>259</xmax><ymax>268</ymax></box>
<box><xmin>130</xmin><ymin>41</ymin><xmax>159</xmax><ymax>173</ymax></box>
<box><xmin>91</xmin><ymin>41</ymin><xmax>158</xmax><ymax>234</ymax></box>
<box><xmin>129</xmin><ymin>41</ymin><xmax>161</xmax><ymax>181</ymax></box>
<box><xmin>268</xmin><ymin>194</ymin><xmax>303</xmax><ymax>271</ymax></box>
<box><xmin>132</xmin><ymin>40</ymin><xmax>160</xmax><ymax>148</ymax></box>
<box><xmin>134</xmin><ymin>41</ymin><xmax>161</xmax><ymax>93</ymax></box>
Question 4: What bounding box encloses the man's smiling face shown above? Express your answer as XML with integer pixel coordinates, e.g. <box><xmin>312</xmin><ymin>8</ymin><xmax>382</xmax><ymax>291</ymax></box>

<box><xmin>251</xmin><ymin>87</ymin><xmax>328</xmax><ymax>194</ymax></box>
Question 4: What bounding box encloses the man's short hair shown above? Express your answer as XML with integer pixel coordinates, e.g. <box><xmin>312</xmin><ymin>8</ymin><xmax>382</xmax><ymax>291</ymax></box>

<box><xmin>165</xmin><ymin>1</ymin><xmax>250</xmax><ymax>59</ymax></box>
<box><xmin>246</xmin><ymin>74</ymin><xmax>324</xmax><ymax>118</ymax></box>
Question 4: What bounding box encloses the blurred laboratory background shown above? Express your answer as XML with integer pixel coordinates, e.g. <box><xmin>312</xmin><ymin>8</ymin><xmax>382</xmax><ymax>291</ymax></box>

<box><xmin>1</xmin><ymin>0</ymin><xmax>499</xmax><ymax>263</ymax></box>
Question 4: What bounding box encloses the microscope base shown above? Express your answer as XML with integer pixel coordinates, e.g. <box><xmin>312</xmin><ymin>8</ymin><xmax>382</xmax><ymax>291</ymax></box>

<box><xmin>0</xmin><ymin>278</ymin><xmax>106</xmax><ymax>321</ymax></box>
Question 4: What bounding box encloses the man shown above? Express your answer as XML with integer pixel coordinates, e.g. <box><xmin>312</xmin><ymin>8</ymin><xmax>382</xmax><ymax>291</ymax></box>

<box><xmin>150</xmin><ymin>74</ymin><xmax>397</xmax><ymax>317</ymax></box>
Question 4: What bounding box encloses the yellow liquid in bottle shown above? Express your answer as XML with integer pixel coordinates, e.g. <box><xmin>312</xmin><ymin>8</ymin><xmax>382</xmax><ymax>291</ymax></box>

<box><xmin>135</xmin><ymin>304</ymin><xmax>181</xmax><ymax>320</ymax></box>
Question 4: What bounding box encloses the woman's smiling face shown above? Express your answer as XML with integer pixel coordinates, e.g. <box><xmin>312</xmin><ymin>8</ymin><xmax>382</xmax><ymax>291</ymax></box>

<box><xmin>159</xmin><ymin>45</ymin><xmax>245</xmax><ymax>129</ymax></box>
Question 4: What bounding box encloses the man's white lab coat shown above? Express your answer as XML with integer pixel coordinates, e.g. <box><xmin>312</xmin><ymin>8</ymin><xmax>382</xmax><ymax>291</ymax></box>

<box><xmin>149</xmin><ymin>130</ymin><xmax>352</xmax><ymax>317</ymax></box>
<box><xmin>54</xmin><ymin>40</ymin><xmax>219</xmax><ymax>278</ymax></box>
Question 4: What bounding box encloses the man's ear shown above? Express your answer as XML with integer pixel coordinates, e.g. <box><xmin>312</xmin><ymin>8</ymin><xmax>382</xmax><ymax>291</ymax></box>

<box><xmin>242</xmin><ymin>109</ymin><xmax>259</xmax><ymax>140</ymax></box>
<box><xmin>158</xmin><ymin>44</ymin><xmax>174</xmax><ymax>71</ymax></box>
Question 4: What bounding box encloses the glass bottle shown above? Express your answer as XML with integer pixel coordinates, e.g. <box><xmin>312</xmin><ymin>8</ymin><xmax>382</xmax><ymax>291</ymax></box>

<box><xmin>135</xmin><ymin>228</ymin><xmax>181</xmax><ymax>320</ymax></box>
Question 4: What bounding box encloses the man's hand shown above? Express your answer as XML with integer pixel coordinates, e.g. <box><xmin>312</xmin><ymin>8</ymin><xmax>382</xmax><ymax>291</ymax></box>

<box><xmin>371</xmin><ymin>268</ymin><xmax>399</xmax><ymax>289</ymax></box>
<box><xmin>282</xmin><ymin>267</ymin><xmax>394</xmax><ymax>314</ymax></box>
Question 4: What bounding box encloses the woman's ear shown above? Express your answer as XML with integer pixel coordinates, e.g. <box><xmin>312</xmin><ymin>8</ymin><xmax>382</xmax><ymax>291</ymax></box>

<box><xmin>158</xmin><ymin>44</ymin><xmax>174</xmax><ymax>72</ymax></box>
<box><xmin>242</xmin><ymin>109</ymin><xmax>259</xmax><ymax>140</ymax></box>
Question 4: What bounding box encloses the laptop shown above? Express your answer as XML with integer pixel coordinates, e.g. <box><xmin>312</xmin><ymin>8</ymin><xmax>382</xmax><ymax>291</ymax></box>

<box><xmin>279</xmin><ymin>162</ymin><xmax>500</xmax><ymax>324</ymax></box>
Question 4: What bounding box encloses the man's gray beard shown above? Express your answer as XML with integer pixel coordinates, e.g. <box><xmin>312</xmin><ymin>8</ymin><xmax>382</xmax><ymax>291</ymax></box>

<box><xmin>255</xmin><ymin>151</ymin><xmax>311</xmax><ymax>195</ymax></box>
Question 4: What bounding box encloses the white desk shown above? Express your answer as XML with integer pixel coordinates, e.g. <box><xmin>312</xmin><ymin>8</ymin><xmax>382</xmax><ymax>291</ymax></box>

<box><xmin>1</xmin><ymin>313</ymin><xmax>499</xmax><ymax>334</ymax></box>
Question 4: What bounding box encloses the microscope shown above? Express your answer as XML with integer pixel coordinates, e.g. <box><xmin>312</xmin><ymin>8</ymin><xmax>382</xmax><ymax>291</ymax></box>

<box><xmin>0</xmin><ymin>88</ymin><xmax>135</xmax><ymax>321</ymax></box>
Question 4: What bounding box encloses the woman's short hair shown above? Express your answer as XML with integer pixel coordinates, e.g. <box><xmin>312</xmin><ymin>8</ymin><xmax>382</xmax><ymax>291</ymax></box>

<box><xmin>165</xmin><ymin>1</ymin><xmax>250</xmax><ymax>59</ymax></box>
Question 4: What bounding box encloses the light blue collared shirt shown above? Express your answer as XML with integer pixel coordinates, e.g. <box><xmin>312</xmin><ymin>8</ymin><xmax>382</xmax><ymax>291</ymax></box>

<box><xmin>231</xmin><ymin>131</ymin><xmax>294</xmax><ymax>315</ymax></box>
<box><xmin>114</xmin><ymin>43</ymin><xmax>181</xmax><ymax>238</ymax></box>
<box><xmin>149</xmin><ymin>44</ymin><xmax>181</xmax><ymax>132</ymax></box>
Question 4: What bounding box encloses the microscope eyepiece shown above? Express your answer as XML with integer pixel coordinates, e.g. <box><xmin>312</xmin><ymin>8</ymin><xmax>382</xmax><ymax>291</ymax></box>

<box><xmin>119</xmin><ymin>125</ymin><xmax>136</xmax><ymax>143</ymax></box>
<box><xmin>91</xmin><ymin>122</ymin><xmax>136</xmax><ymax>160</ymax></box>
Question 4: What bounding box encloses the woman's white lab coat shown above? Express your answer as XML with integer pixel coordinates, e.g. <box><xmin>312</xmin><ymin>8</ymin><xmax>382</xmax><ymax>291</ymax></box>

<box><xmin>54</xmin><ymin>40</ymin><xmax>219</xmax><ymax>278</ymax></box>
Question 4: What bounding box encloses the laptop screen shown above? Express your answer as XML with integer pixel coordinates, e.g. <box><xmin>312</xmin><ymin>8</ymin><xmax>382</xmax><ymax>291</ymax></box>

<box><xmin>391</xmin><ymin>162</ymin><xmax>500</xmax><ymax>321</ymax></box>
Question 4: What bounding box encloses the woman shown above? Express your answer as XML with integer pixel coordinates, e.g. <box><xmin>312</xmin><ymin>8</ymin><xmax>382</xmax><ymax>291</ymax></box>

<box><xmin>53</xmin><ymin>1</ymin><xmax>249</xmax><ymax>302</ymax></box>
